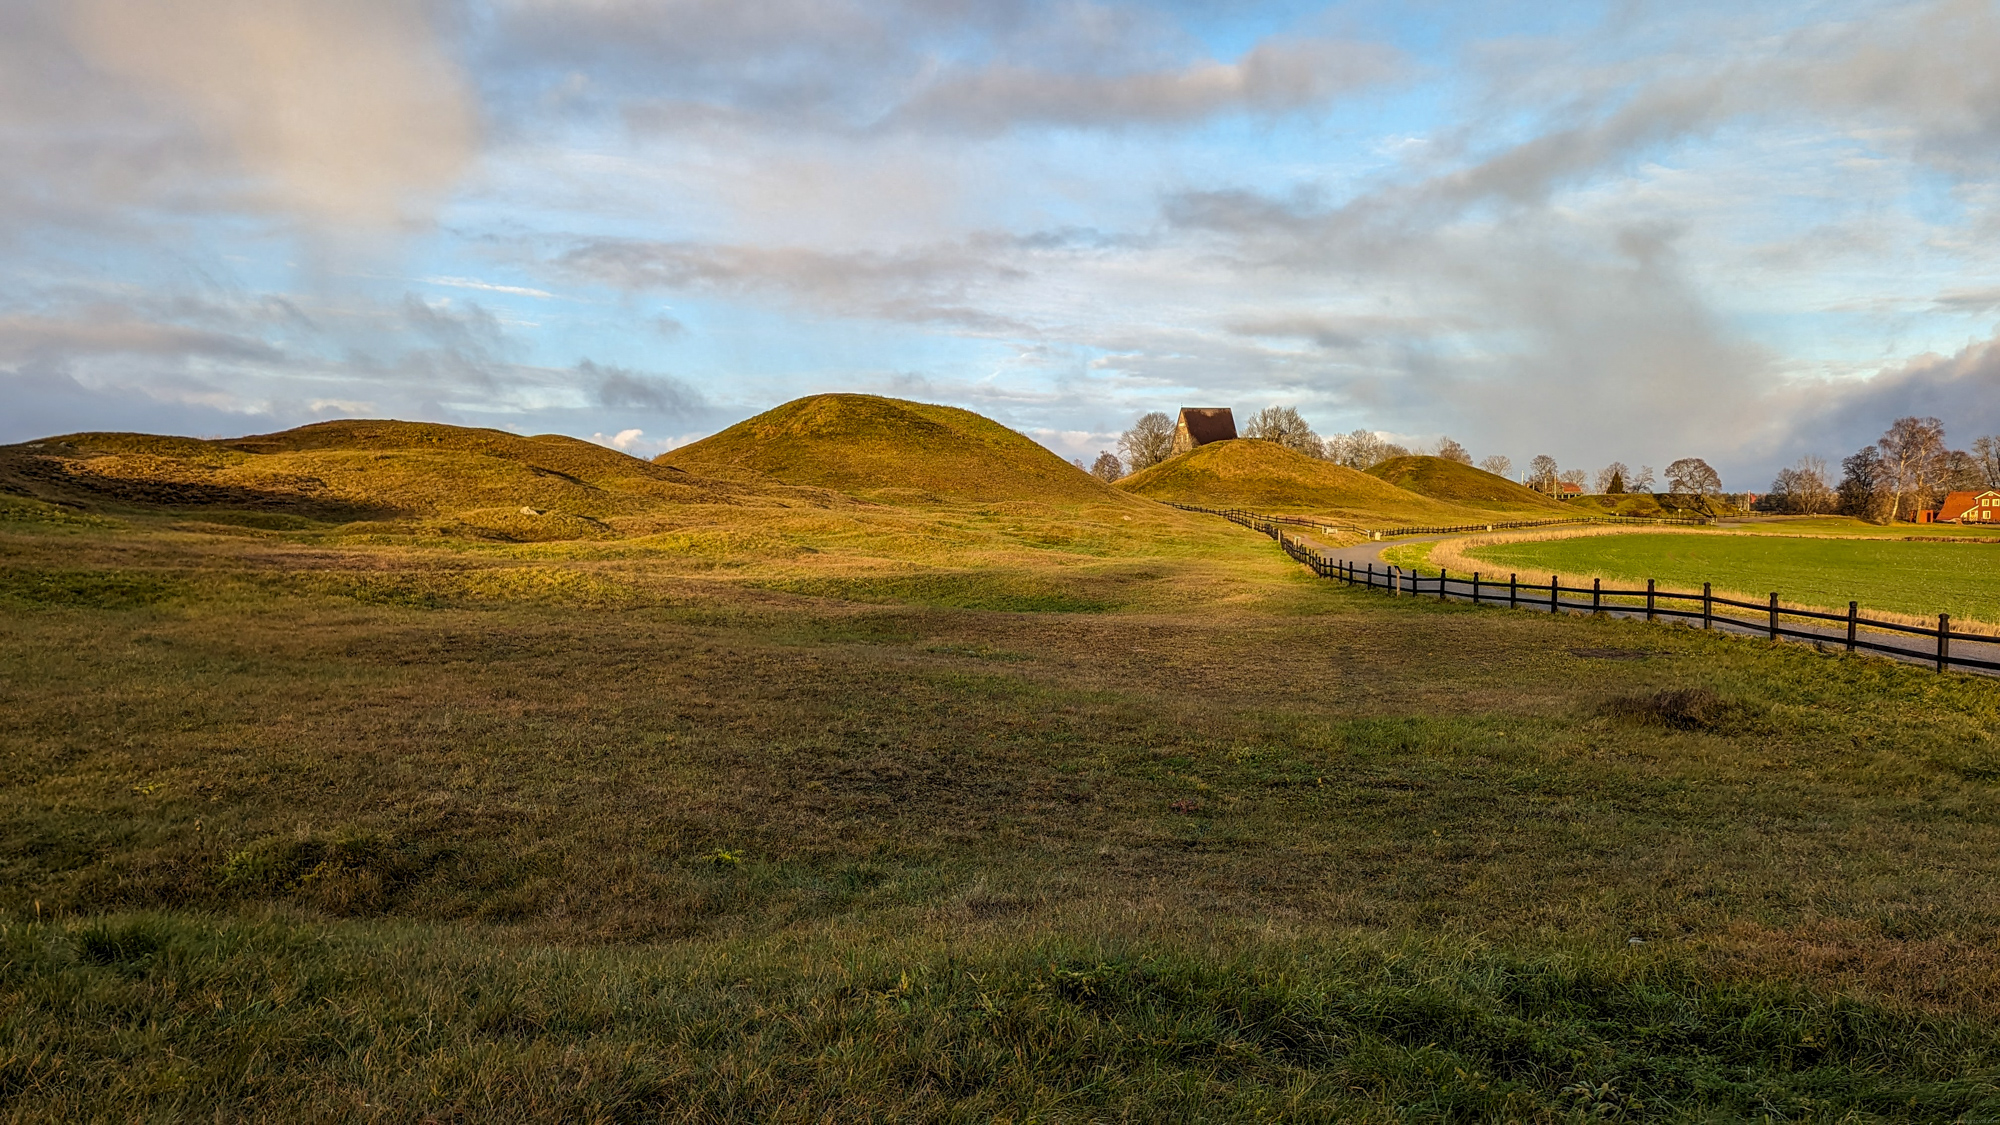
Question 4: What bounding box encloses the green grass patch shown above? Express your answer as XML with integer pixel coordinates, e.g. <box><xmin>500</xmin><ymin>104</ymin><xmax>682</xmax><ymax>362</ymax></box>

<box><xmin>0</xmin><ymin>567</ymin><xmax>180</xmax><ymax>609</ymax></box>
<box><xmin>6</xmin><ymin>913</ymin><xmax>2000</xmax><ymax>1121</ymax></box>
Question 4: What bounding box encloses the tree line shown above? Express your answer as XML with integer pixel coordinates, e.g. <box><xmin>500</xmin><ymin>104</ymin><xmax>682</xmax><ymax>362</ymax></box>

<box><xmin>1764</xmin><ymin>417</ymin><xmax>2000</xmax><ymax>520</ymax></box>
<box><xmin>1083</xmin><ymin>407</ymin><xmax>1697</xmax><ymax>504</ymax></box>
<box><xmin>1076</xmin><ymin>408</ymin><xmax>2000</xmax><ymax>524</ymax></box>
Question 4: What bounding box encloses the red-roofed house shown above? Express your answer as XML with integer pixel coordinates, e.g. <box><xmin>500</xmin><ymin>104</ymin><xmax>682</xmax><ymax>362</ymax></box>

<box><xmin>1938</xmin><ymin>489</ymin><xmax>2000</xmax><ymax>524</ymax></box>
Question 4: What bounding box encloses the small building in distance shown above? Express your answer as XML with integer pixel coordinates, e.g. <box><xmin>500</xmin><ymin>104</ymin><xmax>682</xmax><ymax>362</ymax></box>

<box><xmin>1171</xmin><ymin>407</ymin><xmax>1237</xmax><ymax>456</ymax></box>
<box><xmin>1938</xmin><ymin>489</ymin><xmax>2000</xmax><ymax>524</ymax></box>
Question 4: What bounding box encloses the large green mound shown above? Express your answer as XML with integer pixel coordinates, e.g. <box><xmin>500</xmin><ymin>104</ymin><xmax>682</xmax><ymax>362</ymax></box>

<box><xmin>0</xmin><ymin>420</ymin><xmax>794</xmax><ymax>529</ymax></box>
<box><xmin>660</xmin><ymin>393</ymin><xmax>1131</xmax><ymax>507</ymax></box>
<box><xmin>1365</xmin><ymin>456</ymin><xmax>1568</xmax><ymax>512</ymax></box>
<box><xmin>1117</xmin><ymin>440</ymin><xmax>1496</xmax><ymax>526</ymax></box>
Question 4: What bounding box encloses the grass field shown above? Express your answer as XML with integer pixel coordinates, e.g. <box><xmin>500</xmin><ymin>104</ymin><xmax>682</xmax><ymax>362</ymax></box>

<box><xmin>7</xmin><ymin>405</ymin><xmax>2000</xmax><ymax>1119</ymax></box>
<box><xmin>1396</xmin><ymin>528</ymin><xmax>2000</xmax><ymax>626</ymax></box>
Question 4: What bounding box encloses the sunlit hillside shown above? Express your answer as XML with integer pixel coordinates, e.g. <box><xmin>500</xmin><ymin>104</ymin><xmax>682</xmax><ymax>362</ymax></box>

<box><xmin>1364</xmin><ymin>455</ymin><xmax>1569</xmax><ymax>513</ymax></box>
<box><xmin>0</xmin><ymin>406</ymin><xmax>1301</xmax><ymax>615</ymax></box>
<box><xmin>0</xmin><ymin>419</ymin><xmax>822</xmax><ymax>540</ymax></box>
<box><xmin>660</xmin><ymin>393</ymin><xmax>1132</xmax><ymax>508</ymax></box>
<box><xmin>1117</xmin><ymin>439</ymin><xmax>1504</xmax><ymax>527</ymax></box>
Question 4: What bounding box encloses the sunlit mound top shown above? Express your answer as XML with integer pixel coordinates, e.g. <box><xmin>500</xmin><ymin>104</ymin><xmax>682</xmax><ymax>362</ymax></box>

<box><xmin>1364</xmin><ymin>456</ymin><xmax>1568</xmax><ymax>513</ymax></box>
<box><xmin>659</xmin><ymin>393</ymin><xmax>1131</xmax><ymax>506</ymax></box>
<box><xmin>1116</xmin><ymin>439</ymin><xmax>1501</xmax><ymax>526</ymax></box>
<box><xmin>1</xmin><ymin>419</ymin><xmax>791</xmax><ymax>526</ymax></box>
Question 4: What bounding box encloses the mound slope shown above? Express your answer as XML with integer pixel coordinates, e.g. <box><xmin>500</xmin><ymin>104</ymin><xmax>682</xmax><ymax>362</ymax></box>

<box><xmin>1364</xmin><ymin>456</ymin><xmax>1568</xmax><ymax>513</ymax></box>
<box><xmin>1117</xmin><ymin>440</ymin><xmax>1495</xmax><ymax>526</ymax></box>
<box><xmin>660</xmin><ymin>393</ymin><xmax>1132</xmax><ymax>506</ymax></box>
<box><xmin>0</xmin><ymin>419</ymin><xmax>791</xmax><ymax>526</ymax></box>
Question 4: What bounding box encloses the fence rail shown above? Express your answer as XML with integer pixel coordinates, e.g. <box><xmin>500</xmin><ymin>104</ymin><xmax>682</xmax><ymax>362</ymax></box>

<box><xmin>1186</xmin><ymin>504</ymin><xmax>1999</xmax><ymax>676</ymax></box>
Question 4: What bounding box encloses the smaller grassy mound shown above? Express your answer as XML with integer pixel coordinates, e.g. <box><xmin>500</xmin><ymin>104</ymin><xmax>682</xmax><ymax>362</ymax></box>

<box><xmin>1118</xmin><ymin>440</ymin><xmax>1497</xmax><ymax>527</ymax></box>
<box><xmin>661</xmin><ymin>394</ymin><xmax>1130</xmax><ymax>508</ymax></box>
<box><xmin>1570</xmin><ymin>493</ymin><xmax>1738</xmax><ymax>520</ymax></box>
<box><xmin>1365</xmin><ymin>456</ymin><xmax>1567</xmax><ymax>513</ymax></box>
<box><xmin>0</xmin><ymin>421</ymin><xmax>802</xmax><ymax>531</ymax></box>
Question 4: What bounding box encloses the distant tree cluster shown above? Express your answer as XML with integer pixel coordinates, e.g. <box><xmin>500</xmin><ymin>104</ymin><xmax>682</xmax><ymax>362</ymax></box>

<box><xmin>1107</xmin><ymin>406</ymin><xmax>2000</xmax><ymax>525</ymax></box>
<box><xmin>1118</xmin><ymin>405</ymin><xmax>1459</xmax><ymax>472</ymax></box>
<box><xmin>1820</xmin><ymin>417</ymin><xmax>1999</xmax><ymax>523</ymax></box>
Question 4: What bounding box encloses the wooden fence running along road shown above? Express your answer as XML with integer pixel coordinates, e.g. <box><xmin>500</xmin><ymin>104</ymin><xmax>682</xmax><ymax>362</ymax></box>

<box><xmin>1187</xmin><ymin>504</ymin><xmax>2000</xmax><ymax>676</ymax></box>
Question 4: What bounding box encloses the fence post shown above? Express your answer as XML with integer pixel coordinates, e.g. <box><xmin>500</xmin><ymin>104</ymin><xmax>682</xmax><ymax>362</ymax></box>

<box><xmin>1768</xmin><ymin>593</ymin><xmax>1778</xmax><ymax>640</ymax></box>
<box><xmin>1551</xmin><ymin>575</ymin><xmax>1560</xmax><ymax>614</ymax></box>
<box><xmin>1510</xmin><ymin>573</ymin><xmax>1517</xmax><ymax>609</ymax></box>
<box><xmin>1593</xmin><ymin>578</ymin><xmax>1601</xmax><ymax>615</ymax></box>
<box><xmin>1646</xmin><ymin>579</ymin><xmax>1655</xmax><ymax>622</ymax></box>
<box><xmin>1939</xmin><ymin>613</ymin><xmax>1950</xmax><ymax>673</ymax></box>
<box><xmin>1472</xmin><ymin>572</ymin><xmax>1480</xmax><ymax>605</ymax></box>
<box><xmin>1367</xmin><ymin>562</ymin><xmax>1374</xmax><ymax>589</ymax></box>
<box><xmin>1846</xmin><ymin>601</ymin><xmax>1857</xmax><ymax>652</ymax></box>
<box><xmin>1439</xmin><ymin>567</ymin><xmax>1449</xmax><ymax>603</ymax></box>
<box><xmin>1703</xmin><ymin>583</ymin><xmax>1713</xmax><ymax>630</ymax></box>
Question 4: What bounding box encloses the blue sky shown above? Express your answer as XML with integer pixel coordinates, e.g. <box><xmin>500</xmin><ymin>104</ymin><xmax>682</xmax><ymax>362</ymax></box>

<box><xmin>5</xmin><ymin>0</ymin><xmax>2000</xmax><ymax>489</ymax></box>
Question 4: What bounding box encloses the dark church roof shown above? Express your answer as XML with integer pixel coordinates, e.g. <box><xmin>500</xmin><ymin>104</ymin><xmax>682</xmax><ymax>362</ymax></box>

<box><xmin>1177</xmin><ymin>407</ymin><xmax>1236</xmax><ymax>445</ymax></box>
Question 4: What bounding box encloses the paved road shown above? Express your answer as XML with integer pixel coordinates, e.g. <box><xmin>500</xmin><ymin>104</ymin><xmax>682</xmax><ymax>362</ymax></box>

<box><xmin>1283</xmin><ymin>527</ymin><xmax>2000</xmax><ymax>678</ymax></box>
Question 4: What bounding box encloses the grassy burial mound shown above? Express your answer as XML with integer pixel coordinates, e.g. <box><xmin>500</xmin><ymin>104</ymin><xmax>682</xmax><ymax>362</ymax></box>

<box><xmin>660</xmin><ymin>393</ymin><xmax>1131</xmax><ymax>509</ymax></box>
<box><xmin>0</xmin><ymin>420</ymin><xmax>812</xmax><ymax>540</ymax></box>
<box><xmin>0</xmin><ymin>404</ymin><xmax>1292</xmax><ymax>615</ymax></box>
<box><xmin>1117</xmin><ymin>438</ymin><xmax>1499</xmax><ymax>528</ymax></box>
<box><xmin>1364</xmin><ymin>455</ymin><xmax>1569</xmax><ymax>514</ymax></box>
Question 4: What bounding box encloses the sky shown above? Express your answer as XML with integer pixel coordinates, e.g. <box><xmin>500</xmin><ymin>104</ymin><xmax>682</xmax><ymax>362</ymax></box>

<box><xmin>5</xmin><ymin>0</ymin><xmax>2000</xmax><ymax>489</ymax></box>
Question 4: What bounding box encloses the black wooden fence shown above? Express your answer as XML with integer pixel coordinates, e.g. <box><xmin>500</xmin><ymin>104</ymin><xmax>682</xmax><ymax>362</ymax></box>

<box><xmin>1190</xmin><ymin>504</ymin><xmax>2000</xmax><ymax>676</ymax></box>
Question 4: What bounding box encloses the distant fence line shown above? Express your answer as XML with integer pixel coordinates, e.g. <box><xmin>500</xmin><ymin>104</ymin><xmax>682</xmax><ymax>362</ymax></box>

<box><xmin>1166</xmin><ymin>503</ymin><xmax>1709</xmax><ymax>541</ymax></box>
<box><xmin>1184</xmin><ymin>504</ymin><xmax>1999</xmax><ymax>676</ymax></box>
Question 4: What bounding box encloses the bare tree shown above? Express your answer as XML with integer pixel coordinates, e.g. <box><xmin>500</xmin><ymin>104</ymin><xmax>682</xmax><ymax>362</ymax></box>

<box><xmin>1089</xmin><ymin>451</ymin><xmax>1123</xmax><ymax>482</ymax></box>
<box><xmin>1792</xmin><ymin>455</ymin><xmax>1833</xmax><ymax>514</ymax></box>
<box><xmin>1431</xmin><ymin>436</ymin><xmax>1472</xmax><ymax>464</ymax></box>
<box><xmin>1595</xmin><ymin>461</ymin><xmax>1630</xmax><ymax>494</ymax></box>
<box><xmin>1243</xmin><ymin>406</ymin><xmax>1324</xmax><ymax>457</ymax></box>
<box><xmin>1942</xmin><ymin>449</ymin><xmax>1987</xmax><ymax>493</ymax></box>
<box><xmin>1526</xmin><ymin>454</ymin><xmax>1560</xmax><ymax>494</ymax></box>
<box><xmin>1768</xmin><ymin>456</ymin><xmax>1833</xmax><ymax>515</ymax></box>
<box><xmin>1838</xmin><ymin>446</ymin><xmax>1892</xmax><ymax>522</ymax></box>
<box><xmin>1118</xmin><ymin>412</ymin><xmax>1175</xmax><ymax>472</ymax></box>
<box><xmin>1558</xmin><ymin>468</ymin><xmax>1587</xmax><ymax>495</ymax></box>
<box><xmin>1665</xmin><ymin>457</ymin><xmax>1722</xmax><ymax>495</ymax></box>
<box><xmin>1974</xmin><ymin>435</ymin><xmax>2000</xmax><ymax>488</ymax></box>
<box><xmin>1877</xmin><ymin>416</ymin><xmax>1947</xmax><ymax>521</ymax></box>
<box><xmin>1328</xmin><ymin>429</ymin><xmax>1389</xmax><ymax>470</ymax></box>
<box><xmin>1477</xmin><ymin>454</ymin><xmax>1513</xmax><ymax>479</ymax></box>
<box><xmin>1631</xmin><ymin>465</ymin><xmax>1656</xmax><ymax>492</ymax></box>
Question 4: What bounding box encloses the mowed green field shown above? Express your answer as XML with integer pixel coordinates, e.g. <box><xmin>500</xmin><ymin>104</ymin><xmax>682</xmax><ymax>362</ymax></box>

<box><xmin>1452</xmin><ymin>531</ymin><xmax>2000</xmax><ymax>624</ymax></box>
